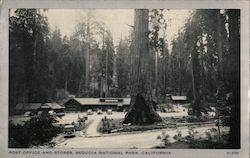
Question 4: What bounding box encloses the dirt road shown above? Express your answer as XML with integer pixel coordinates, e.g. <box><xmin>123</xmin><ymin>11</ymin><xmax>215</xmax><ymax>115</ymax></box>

<box><xmin>56</xmin><ymin>125</ymin><xmax>216</xmax><ymax>148</ymax></box>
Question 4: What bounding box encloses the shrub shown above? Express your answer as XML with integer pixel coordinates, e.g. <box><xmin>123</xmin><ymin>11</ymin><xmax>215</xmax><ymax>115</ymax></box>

<box><xmin>9</xmin><ymin>121</ymin><xmax>31</xmax><ymax>148</ymax></box>
<box><xmin>157</xmin><ymin>131</ymin><xmax>171</xmax><ymax>147</ymax></box>
<box><xmin>173</xmin><ymin>130</ymin><xmax>182</xmax><ymax>141</ymax></box>
<box><xmin>9</xmin><ymin>114</ymin><xmax>62</xmax><ymax>148</ymax></box>
<box><xmin>185</xmin><ymin>128</ymin><xmax>196</xmax><ymax>144</ymax></box>
<box><xmin>157</xmin><ymin>135</ymin><xmax>161</xmax><ymax>139</ymax></box>
<box><xmin>173</xmin><ymin>134</ymin><xmax>178</xmax><ymax>140</ymax></box>
<box><xmin>162</xmin><ymin>134</ymin><xmax>171</xmax><ymax>146</ymax></box>
<box><xmin>205</xmin><ymin>131</ymin><xmax>213</xmax><ymax>141</ymax></box>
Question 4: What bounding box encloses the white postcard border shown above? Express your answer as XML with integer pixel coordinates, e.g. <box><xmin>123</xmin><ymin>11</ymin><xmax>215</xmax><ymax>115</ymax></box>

<box><xmin>0</xmin><ymin>0</ymin><xmax>249</xmax><ymax>158</ymax></box>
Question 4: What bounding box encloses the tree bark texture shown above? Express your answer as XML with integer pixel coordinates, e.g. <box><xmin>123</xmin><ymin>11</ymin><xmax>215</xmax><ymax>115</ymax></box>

<box><xmin>123</xmin><ymin>9</ymin><xmax>162</xmax><ymax>125</ymax></box>
<box><xmin>217</xmin><ymin>10</ymin><xmax>223</xmax><ymax>80</ymax></box>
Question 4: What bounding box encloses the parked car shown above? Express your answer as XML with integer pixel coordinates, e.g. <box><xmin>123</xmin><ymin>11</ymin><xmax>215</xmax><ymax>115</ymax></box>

<box><xmin>48</xmin><ymin>110</ymin><xmax>55</xmax><ymax>116</ymax></box>
<box><xmin>188</xmin><ymin>108</ymin><xmax>193</xmax><ymax>115</ymax></box>
<box><xmin>23</xmin><ymin>111</ymin><xmax>31</xmax><ymax>117</ymax></box>
<box><xmin>64</xmin><ymin>125</ymin><xmax>75</xmax><ymax>138</ymax></box>
<box><xmin>77</xmin><ymin>114</ymin><xmax>86</xmax><ymax>122</ymax></box>
<box><xmin>97</xmin><ymin>109</ymin><xmax>103</xmax><ymax>115</ymax></box>
<box><xmin>107</xmin><ymin>109</ymin><xmax>112</xmax><ymax>115</ymax></box>
<box><xmin>37</xmin><ymin>111</ymin><xmax>43</xmax><ymax>115</ymax></box>
<box><xmin>56</xmin><ymin>112</ymin><xmax>65</xmax><ymax>117</ymax></box>
<box><xmin>87</xmin><ymin>109</ymin><xmax>93</xmax><ymax>115</ymax></box>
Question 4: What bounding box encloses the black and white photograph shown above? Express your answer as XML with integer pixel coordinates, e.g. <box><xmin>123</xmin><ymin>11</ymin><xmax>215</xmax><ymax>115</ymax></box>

<box><xmin>7</xmin><ymin>8</ymin><xmax>243</xmax><ymax>150</ymax></box>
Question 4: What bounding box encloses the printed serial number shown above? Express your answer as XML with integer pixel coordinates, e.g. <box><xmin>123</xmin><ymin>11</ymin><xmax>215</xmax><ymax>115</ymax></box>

<box><xmin>226</xmin><ymin>151</ymin><xmax>239</xmax><ymax>155</ymax></box>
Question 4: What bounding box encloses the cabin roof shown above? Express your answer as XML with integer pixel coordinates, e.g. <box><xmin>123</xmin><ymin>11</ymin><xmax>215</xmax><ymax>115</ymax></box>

<box><xmin>66</xmin><ymin>98</ymin><xmax>131</xmax><ymax>106</ymax></box>
<box><xmin>42</xmin><ymin>103</ymin><xmax>65</xmax><ymax>109</ymax></box>
<box><xmin>170</xmin><ymin>96</ymin><xmax>188</xmax><ymax>101</ymax></box>
<box><xmin>15</xmin><ymin>103</ymin><xmax>42</xmax><ymax>110</ymax></box>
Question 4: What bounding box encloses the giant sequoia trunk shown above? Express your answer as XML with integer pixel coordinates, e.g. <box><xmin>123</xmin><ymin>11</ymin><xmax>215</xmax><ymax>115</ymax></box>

<box><xmin>123</xmin><ymin>9</ymin><xmax>162</xmax><ymax>125</ymax></box>
<box><xmin>85</xmin><ymin>11</ymin><xmax>90</xmax><ymax>96</ymax></box>
<box><xmin>217</xmin><ymin>10</ymin><xmax>223</xmax><ymax>80</ymax></box>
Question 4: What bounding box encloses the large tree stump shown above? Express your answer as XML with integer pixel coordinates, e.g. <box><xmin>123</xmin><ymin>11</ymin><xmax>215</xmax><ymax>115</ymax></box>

<box><xmin>123</xmin><ymin>94</ymin><xmax>162</xmax><ymax>125</ymax></box>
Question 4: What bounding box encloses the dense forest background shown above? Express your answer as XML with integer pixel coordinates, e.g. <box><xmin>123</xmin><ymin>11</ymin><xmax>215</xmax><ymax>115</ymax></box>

<box><xmin>9</xmin><ymin>9</ymin><xmax>240</xmax><ymax>147</ymax></box>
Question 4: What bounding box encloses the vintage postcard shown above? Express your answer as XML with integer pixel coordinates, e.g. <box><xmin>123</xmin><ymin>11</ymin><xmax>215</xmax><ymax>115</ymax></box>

<box><xmin>0</xmin><ymin>0</ymin><xmax>249</xmax><ymax>158</ymax></box>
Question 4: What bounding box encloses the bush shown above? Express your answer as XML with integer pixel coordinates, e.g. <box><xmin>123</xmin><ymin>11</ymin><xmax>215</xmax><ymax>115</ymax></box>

<box><xmin>157</xmin><ymin>135</ymin><xmax>161</xmax><ymax>139</ymax></box>
<box><xmin>100</xmin><ymin>118</ymin><xmax>113</xmax><ymax>133</ymax></box>
<box><xmin>185</xmin><ymin>128</ymin><xmax>196</xmax><ymax>144</ymax></box>
<box><xmin>9</xmin><ymin>114</ymin><xmax>62</xmax><ymax>148</ymax></box>
<box><xmin>205</xmin><ymin>131</ymin><xmax>213</xmax><ymax>141</ymax></box>
<box><xmin>173</xmin><ymin>130</ymin><xmax>182</xmax><ymax>141</ymax></box>
<box><xmin>157</xmin><ymin>131</ymin><xmax>171</xmax><ymax>147</ymax></box>
<box><xmin>185</xmin><ymin>128</ymin><xmax>230</xmax><ymax>149</ymax></box>
<box><xmin>9</xmin><ymin>121</ymin><xmax>31</xmax><ymax>148</ymax></box>
<box><xmin>162</xmin><ymin>134</ymin><xmax>171</xmax><ymax>146</ymax></box>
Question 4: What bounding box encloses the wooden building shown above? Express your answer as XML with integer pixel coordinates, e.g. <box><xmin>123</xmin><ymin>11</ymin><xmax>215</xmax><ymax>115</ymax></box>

<box><xmin>14</xmin><ymin>102</ymin><xmax>64</xmax><ymax>114</ymax></box>
<box><xmin>14</xmin><ymin>103</ymin><xmax>42</xmax><ymax>114</ymax></box>
<box><xmin>40</xmin><ymin>103</ymin><xmax>65</xmax><ymax>113</ymax></box>
<box><xmin>170</xmin><ymin>96</ymin><xmax>189</xmax><ymax>104</ymax></box>
<box><xmin>64</xmin><ymin>98</ymin><xmax>131</xmax><ymax>112</ymax></box>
